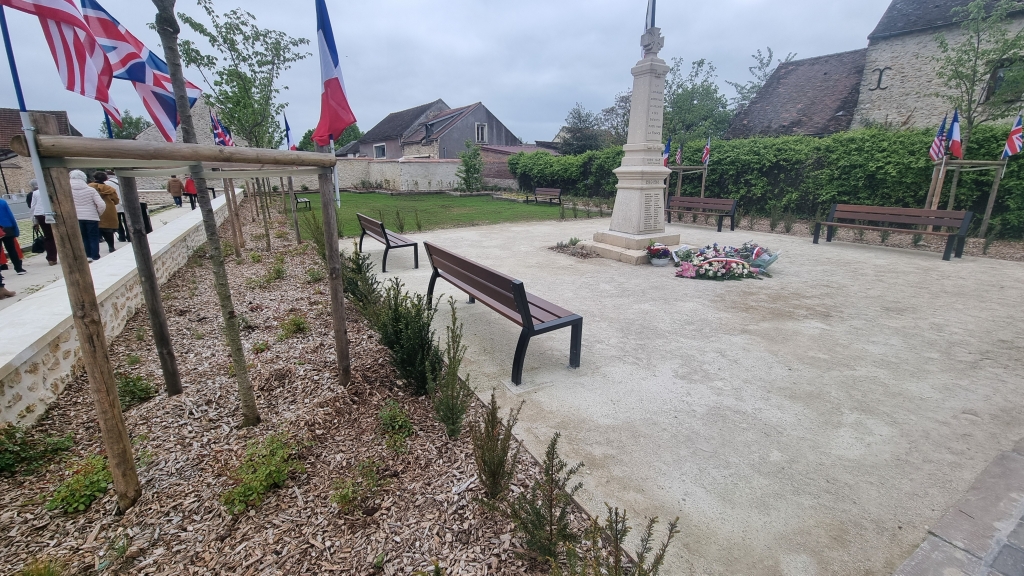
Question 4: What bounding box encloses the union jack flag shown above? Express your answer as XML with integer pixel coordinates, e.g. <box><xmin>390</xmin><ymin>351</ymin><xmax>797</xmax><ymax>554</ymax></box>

<box><xmin>929</xmin><ymin>115</ymin><xmax>948</xmax><ymax>161</ymax></box>
<box><xmin>0</xmin><ymin>0</ymin><xmax>120</xmax><ymax>124</ymax></box>
<box><xmin>81</xmin><ymin>0</ymin><xmax>200</xmax><ymax>142</ymax></box>
<box><xmin>1003</xmin><ymin>115</ymin><xmax>1023</xmax><ymax>159</ymax></box>
<box><xmin>701</xmin><ymin>136</ymin><xmax>711</xmax><ymax>165</ymax></box>
<box><xmin>211</xmin><ymin>109</ymin><xmax>234</xmax><ymax>147</ymax></box>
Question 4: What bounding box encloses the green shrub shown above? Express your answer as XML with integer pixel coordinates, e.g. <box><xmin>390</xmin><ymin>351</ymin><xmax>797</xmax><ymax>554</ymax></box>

<box><xmin>116</xmin><ymin>373</ymin><xmax>156</xmax><ymax>410</ymax></box>
<box><xmin>375</xmin><ymin>279</ymin><xmax>442</xmax><ymax>395</ymax></box>
<box><xmin>299</xmin><ymin>209</ymin><xmax>345</xmax><ymax>263</ymax></box>
<box><xmin>221</xmin><ymin>433</ymin><xmax>303</xmax><ymax>514</ymax></box>
<box><xmin>330</xmin><ymin>458</ymin><xmax>384</xmax><ymax>512</ymax></box>
<box><xmin>378</xmin><ymin>400</ymin><xmax>414</xmax><ymax>452</ymax></box>
<box><xmin>306</xmin><ymin>267</ymin><xmax>326</xmax><ymax>283</ymax></box>
<box><xmin>508</xmin><ymin>147</ymin><xmax>624</xmax><ymax>198</ymax></box>
<box><xmin>125</xmin><ymin>354</ymin><xmax>140</xmax><ymax>366</ymax></box>
<box><xmin>912</xmin><ymin>233</ymin><xmax>925</xmax><ymax>246</ymax></box>
<box><xmin>414</xmin><ymin>210</ymin><xmax>423</xmax><ymax>232</ymax></box>
<box><xmin>783</xmin><ymin>211</ymin><xmax>796</xmax><ymax>233</ymax></box>
<box><xmin>471</xmin><ymin>390</ymin><xmax>523</xmax><ymax>500</ymax></box>
<box><xmin>394</xmin><ymin>210</ymin><xmax>406</xmax><ymax>233</ymax></box>
<box><xmin>431</xmin><ymin>301</ymin><xmax>474</xmax><ymax>439</ymax></box>
<box><xmin>277</xmin><ymin>315</ymin><xmax>309</xmax><ymax>340</ymax></box>
<box><xmin>46</xmin><ymin>454</ymin><xmax>111</xmax><ymax>513</ymax></box>
<box><xmin>880</xmin><ymin>229</ymin><xmax>891</xmax><ymax>244</ymax></box>
<box><xmin>0</xmin><ymin>424</ymin><xmax>73</xmax><ymax>476</ymax></box>
<box><xmin>252</xmin><ymin>341</ymin><xmax>269</xmax><ymax>354</ymax></box>
<box><xmin>505</xmin><ymin>432</ymin><xmax>584</xmax><ymax>561</ymax></box>
<box><xmin>341</xmin><ymin>248</ymin><xmax>382</xmax><ymax>320</ymax></box>
<box><xmin>456</xmin><ymin>140</ymin><xmax>484</xmax><ymax>192</ymax></box>
<box><xmin>249</xmin><ymin>252</ymin><xmax>263</xmax><ymax>264</ymax></box>
<box><xmin>554</xmin><ymin>506</ymin><xmax>680</xmax><ymax>576</ymax></box>
<box><xmin>16</xmin><ymin>559</ymin><xmax>66</xmax><ymax>576</ymax></box>
<box><xmin>768</xmin><ymin>204</ymin><xmax>782</xmax><ymax>231</ymax></box>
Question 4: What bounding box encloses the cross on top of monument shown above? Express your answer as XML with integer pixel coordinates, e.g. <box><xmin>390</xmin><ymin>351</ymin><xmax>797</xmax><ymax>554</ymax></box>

<box><xmin>642</xmin><ymin>0</ymin><xmax>664</xmax><ymax>57</ymax></box>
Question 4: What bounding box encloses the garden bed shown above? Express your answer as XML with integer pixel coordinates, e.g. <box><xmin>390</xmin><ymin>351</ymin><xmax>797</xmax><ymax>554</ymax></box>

<box><xmin>0</xmin><ymin>210</ymin><xmax>572</xmax><ymax>575</ymax></box>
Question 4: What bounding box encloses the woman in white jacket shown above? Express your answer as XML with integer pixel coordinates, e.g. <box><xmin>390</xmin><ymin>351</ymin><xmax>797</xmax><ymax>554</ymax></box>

<box><xmin>70</xmin><ymin>170</ymin><xmax>106</xmax><ymax>262</ymax></box>
<box><xmin>28</xmin><ymin>179</ymin><xmax>57</xmax><ymax>265</ymax></box>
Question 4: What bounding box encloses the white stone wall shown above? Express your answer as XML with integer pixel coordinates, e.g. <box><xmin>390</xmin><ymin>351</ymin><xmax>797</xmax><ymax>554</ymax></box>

<box><xmin>334</xmin><ymin>158</ymin><xmax>459</xmax><ymax>191</ymax></box>
<box><xmin>0</xmin><ymin>197</ymin><xmax>229</xmax><ymax>425</ymax></box>
<box><xmin>852</xmin><ymin>20</ymin><xmax>1024</xmax><ymax>129</ymax></box>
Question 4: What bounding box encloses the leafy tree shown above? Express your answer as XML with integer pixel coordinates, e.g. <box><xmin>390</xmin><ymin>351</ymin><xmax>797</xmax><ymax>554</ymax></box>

<box><xmin>726</xmin><ymin>47</ymin><xmax>796</xmax><ymax>110</ymax></box>
<box><xmin>600</xmin><ymin>90</ymin><xmax>632</xmax><ymax>146</ymax></box>
<box><xmin>99</xmin><ymin>110</ymin><xmax>153</xmax><ymax>139</ymax></box>
<box><xmin>456</xmin><ymin>140</ymin><xmax>484</xmax><ymax>192</ymax></box>
<box><xmin>558</xmin><ymin>103</ymin><xmax>608</xmax><ymax>155</ymax></box>
<box><xmin>299</xmin><ymin>124</ymin><xmax>361</xmax><ymax>152</ymax></box>
<box><xmin>934</xmin><ymin>0</ymin><xmax>1024</xmax><ymax>154</ymax></box>
<box><xmin>663</xmin><ymin>58</ymin><xmax>733</xmax><ymax>147</ymax></box>
<box><xmin>177</xmin><ymin>0</ymin><xmax>310</xmax><ymax>148</ymax></box>
<box><xmin>297</xmin><ymin>128</ymin><xmax>315</xmax><ymax>152</ymax></box>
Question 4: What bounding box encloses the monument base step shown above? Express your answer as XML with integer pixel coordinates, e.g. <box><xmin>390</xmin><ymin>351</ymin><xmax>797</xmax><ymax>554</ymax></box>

<box><xmin>593</xmin><ymin>230</ymin><xmax>680</xmax><ymax>251</ymax></box>
<box><xmin>581</xmin><ymin>241</ymin><xmax>650</xmax><ymax>265</ymax></box>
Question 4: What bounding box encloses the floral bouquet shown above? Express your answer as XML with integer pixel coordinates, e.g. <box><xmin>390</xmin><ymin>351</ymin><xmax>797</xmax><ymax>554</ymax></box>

<box><xmin>736</xmin><ymin>241</ymin><xmax>780</xmax><ymax>271</ymax></box>
<box><xmin>646</xmin><ymin>243</ymin><xmax>672</xmax><ymax>260</ymax></box>
<box><xmin>674</xmin><ymin>243</ymin><xmax>761</xmax><ymax>280</ymax></box>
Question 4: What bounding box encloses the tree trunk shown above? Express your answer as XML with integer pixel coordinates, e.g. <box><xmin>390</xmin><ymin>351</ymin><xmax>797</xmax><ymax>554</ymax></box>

<box><xmin>257</xmin><ymin>178</ymin><xmax>272</xmax><ymax>251</ymax></box>
<box><xmin>222</xmin><ymin>178</ymin><xmax>242</xmax><ymax>259</ymax></box>
<box><xmin>33</xmin><ymin>113</ymin><xmax>140</xmax><ymax>512</ymax></box>
<box><xmin>288</xmin><ymin>176</ymin><xmax>301</xmax><ymax>244</ymax></box>
<box><xmin>226</xmin><ymin>180</ymin><xmax>245</xmax><ymax>249</ymax></box>
<box><xmin>316</xmin><ymin>143</ymin><xmax>352</xmax><ymax>386</ymax></box>
<box><xmin>120</xmin><ymin>175</ymin><xmax>182</xmax><ymax>396</ymax></box>
<box><xmin>154</xmin><ymin>0</ymin><xmax>260</xmax><ymax>427</ymax></box>
<box><xmin>246</xmin><ymin>180</ymin><xmax>256</xmax><ymax>222</ymax></box>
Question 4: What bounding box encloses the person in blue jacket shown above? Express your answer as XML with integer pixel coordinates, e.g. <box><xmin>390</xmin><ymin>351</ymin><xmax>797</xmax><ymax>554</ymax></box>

<box><xmin>0</xmin><ymin>197</ymin><xmax>25</xmax><ymax>276</ymax></box>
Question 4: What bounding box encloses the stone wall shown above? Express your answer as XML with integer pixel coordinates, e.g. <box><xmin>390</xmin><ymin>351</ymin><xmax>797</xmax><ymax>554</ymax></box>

<box><xmin>0</xmin><ymin>196</ymin><xmax>229</xmax><ymax>425</ymax></box>
<box><xmin>334</xmin><ymin>158</ymin><xmax>459</xmax><ymax>192</ymax></box>
<box><xmin>852</xmin><ymin>20</ymin><xmax>1024</xmax><ymax>129</ymax></box>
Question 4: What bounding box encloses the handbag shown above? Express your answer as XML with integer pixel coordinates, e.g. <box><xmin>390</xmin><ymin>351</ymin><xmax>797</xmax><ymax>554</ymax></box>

<box><xmin>31</xmin><ymin>228</ymin><xmax>45</xmax><ymax>254</ymax></box>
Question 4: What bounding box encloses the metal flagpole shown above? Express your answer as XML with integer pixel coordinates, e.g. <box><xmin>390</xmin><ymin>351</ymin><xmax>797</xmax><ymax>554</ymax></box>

<box><xmin>0</xmin><ymin>6</ymin><xmax>54</xmax><ymax>223</ymax></box>
<box><xmin>330</xmin><ymin>135</ymin><xmax>340</xmax><ymax>208</ymax></box>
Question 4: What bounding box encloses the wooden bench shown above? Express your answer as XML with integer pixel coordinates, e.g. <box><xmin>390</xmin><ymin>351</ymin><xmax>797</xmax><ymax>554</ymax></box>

<box><xmin>356</xmin><ymin>213</ymin><xmax>419</xmax><ymax>273</ymax></box>
<box><xmin>424</xmin><ymin>242</ymin><xmax>582</xmax><ymax>386</ymax></box>
<box><xmin>294</xmin><ymin>197</ymin><xmax>311</xmax><ymax>211</ymax></box>
<box><xmin>665</xmin><ymin>197</ymin><xmax>737</xmax><ymax>232</ymax></box>
<box><xmin>813</xmin><ymin>204</ymin><xmax>974</xmax><ymax>261</ymax></box>
<box><xmin>530</xmin><ymin>188</ymin><xmax>562</xmax><ymax>205</ymax></box>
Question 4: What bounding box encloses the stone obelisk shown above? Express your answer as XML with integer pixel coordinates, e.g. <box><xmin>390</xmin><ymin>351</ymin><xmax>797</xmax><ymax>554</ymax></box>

<box><xmin>593</xmin><ymin>24</ymin><xmax>680</xmax><ymax>254</ymax></box>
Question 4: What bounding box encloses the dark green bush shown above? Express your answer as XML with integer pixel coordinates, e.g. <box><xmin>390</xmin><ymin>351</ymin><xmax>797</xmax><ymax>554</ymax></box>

<box><xmin>221</xmin><ymin>433</ymin><xmax>303</xmax><ymax>514</ymax></box>
<box><xmin>430</xmin><ymin>300</ymin><xmax>474</xmax><ymax>439</ymax></box>
<box><xmin>471</xmin><ymin>390</ymin><xmax>523</xmax><ymax>500</ymax></box>
<box><xmin>115</xmin><ymin>373</ymin><xmax>156</xmax><ymax>411</ymax></box>
<box><xmin>341</xmin><ymin>248</ymin><xmax>382</xmax><ymax>321</ymax></box>
<box><xmin>375</xmin><ymin>279</ymin><xmax>442</xmax><ymax>396</ymax></box>
<box><xmin>508</xmin><ymin>147</ymin><xmax>624</xmax><ymax>198</ymax></box>
<box><xmin>554</xmin><ymin>506</ymin><xmax>680</xmax><ymax>576</ymax></box>
<box><xmin>46</xmin><ymin>454</ymin><xmax>111</xmax><ymax>513</ymax></box>
<box><xmin>0</xmin><ymin>424</ymin><xmax>73</xmax><ymax>476</ymax></box>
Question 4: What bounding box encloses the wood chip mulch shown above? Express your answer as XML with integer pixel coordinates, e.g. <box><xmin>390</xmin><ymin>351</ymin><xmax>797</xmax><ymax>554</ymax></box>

<box><xmin>0</xmin><ymin>205</ymin><xmax>568</xmax><ymax>576</ymax></box>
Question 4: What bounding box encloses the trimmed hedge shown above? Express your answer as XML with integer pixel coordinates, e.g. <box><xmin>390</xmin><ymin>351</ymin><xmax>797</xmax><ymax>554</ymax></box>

<box><xmin>509</xmin><ymin>126</ymin><xmax>1024</xmax><ymax>237</ymax></box>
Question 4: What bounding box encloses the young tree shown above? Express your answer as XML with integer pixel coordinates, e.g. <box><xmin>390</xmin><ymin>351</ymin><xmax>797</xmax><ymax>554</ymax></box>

<box><xmin>298</xmin><ymin>123</ymin><xmax>360</xmax><ymax>152</ymax></box>
<box><xmin>153</xmin><ymin>0</ymin><xmax>261</xmax><ymax>427</ymax></box>
<box><xmin>456</xmin><ymin>140</ymin><xmax>484</xmax><ymax>192</ymax></box>
<box><xmin>177</xmin><ymin>0</ymin><xmax>310</xmax><ymax>149</ymax></box>
<box><xmin>663</xmin><ymin>58</ymin><xmax>733</xmax><ymax>145</ymax></box>
<box><xmin>935</xmin><ymin>0</ymin><xmax>1024</xmax><ymax>154</ymax></box>
<box><xmin>99</xmin><ymin>110</ymin><xmax>153</xmax><ymax>139</ymax></box>
<box><xmin>600</xmin><ymin>90</ymin><xmax>632</xmax><ymax>146</ymax></box>
<box><xmin>726</xmin><ymin>47</ymin><xmax>796</xmax><ymax>110</ymax></box>
<box><xmin>297</xmin><ymin>128</ymin><xmax>315</xmax><ymax>152</ymax></box>
<box><xmin>559</xmin><ymin>103</ymin><xmax>608</xmax><ymax>155</ymax></box>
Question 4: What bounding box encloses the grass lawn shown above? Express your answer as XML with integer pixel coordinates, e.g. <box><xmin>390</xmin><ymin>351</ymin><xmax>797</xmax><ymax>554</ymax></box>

<box><xmin>282</xmin><ymin>191</ymin><xmax>562</xmax><ymax>239</ymax></box>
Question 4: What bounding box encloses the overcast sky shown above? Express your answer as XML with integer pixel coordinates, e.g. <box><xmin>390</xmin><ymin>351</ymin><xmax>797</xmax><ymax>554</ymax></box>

<box><xmin>0</xmin><ymin>0</ymin><xmax>893</xmax><ymax>146</ymax></box>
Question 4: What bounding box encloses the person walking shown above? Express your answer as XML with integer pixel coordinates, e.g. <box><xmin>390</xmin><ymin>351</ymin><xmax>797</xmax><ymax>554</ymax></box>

<box><xmin>0</xmin><ymin>196</ymin><xmax>25</xmax><ymax>277</ymax></box>
<box><xmin>28</xmin><ymin>179</ymin><xmax>58</xmax><ymax>266</ymax></box>
<box><xmin>183</xmin><ymin>176</ymin><xmax>198</xmax><ymax>210</ymax></box>
<box><xmin>167</xmin><ymin>175</ymin><xmax>184</xmax><ymax>207</ymax></box>
<box><xmin>90</xmin><ymin>172</ymin><xmax>120</xmax><ymax>254</ymax></box>
<box><xmin>70</xmin><ymin>170</ymin><xmax>106</xmax><ymax>262</ymax></box>
<box><xmin>106</xmin><ymin>172</ymin><xmax>129</xmax><ymax>242</ymax></box>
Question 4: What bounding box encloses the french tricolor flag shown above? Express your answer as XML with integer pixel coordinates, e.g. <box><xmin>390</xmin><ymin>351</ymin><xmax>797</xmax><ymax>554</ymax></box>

<box><xmin>662</xmin><ymin>137</ymin><xmax>671</xmax><ymax>167</ymax></box>
<box><xmin>285</xmin><ymin>113</ymin><xmax>297</xmax><ymax>150</ymax></box>
<box><xmin>947</xmin><ymin>109</ymin><xmax>963</xmax><ymax>159</ymax></box>
<box><xmin>312</xmin><ymin>0</ymin><xmax>356</xmax><ymax>147</ymax></box>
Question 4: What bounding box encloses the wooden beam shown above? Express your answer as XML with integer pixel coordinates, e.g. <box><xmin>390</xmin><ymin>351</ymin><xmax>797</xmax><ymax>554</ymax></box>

<box><xmin>33</xmin><ymin>113</ymin><xmax>140</xmax><ymax>512</ymax></box>
<box><xmin>316</xmin><ymin>143</ymin><xmax>351</xmax><ymax>387</ymax></box>
<box><xmin>979</xmin><ymin>160</ymin><xmax>1007</xmax><ymax>238</ymax></box>
<box><xmin>288</xmin><ymin>176</ymin><xmax>301</xmax><ymax>244</ymax></box>
<box><xmin>934</xmin><ymin>159</ymin><xmax>1006</xmax><ymax>167</ymax></box>
<box><xmin>119</xmin><ymin>176</ymin><xmax>182</xmax><ymax>397</ymax></box>
<box><xmin>12</xmin><ymin>133</ymin><xmax>338</xmax><ymax>168</ymax></box>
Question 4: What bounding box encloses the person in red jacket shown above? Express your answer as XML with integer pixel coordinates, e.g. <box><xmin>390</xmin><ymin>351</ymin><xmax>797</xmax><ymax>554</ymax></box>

<box><xmin>183</xmin><ymin>176</ymin><xmax>198</xmax><ymax>210</ymax></box>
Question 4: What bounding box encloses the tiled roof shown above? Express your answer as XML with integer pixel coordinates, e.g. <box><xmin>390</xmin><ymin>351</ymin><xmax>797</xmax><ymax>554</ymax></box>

<box><xmin>869</xmin><ymin>0</ymin><xmax>1024</xmax><ymax>40</ymax></box>
<box><xmin>361</xmin><ymin>99</ymin><xmax>448</xmax><ymax>143</ymax></box>
<box><xmin>402</xmin><ymin>103</ymin><xmax>480</xmax><ymax>144</ymax></box>
<box><xmin>725</xmin><ymin>49</ymin><xmax>867</xmax><ymax>139</ymax></box>
<box><xmin>0</xmin><ymin>108</ymin><xmax>79</xmax><ymax>152</ymax></box>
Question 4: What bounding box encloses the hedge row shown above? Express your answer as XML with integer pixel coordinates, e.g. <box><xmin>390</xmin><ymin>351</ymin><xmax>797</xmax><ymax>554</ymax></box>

<box><xmin>508</xmin><ymin>126</ymin><xmax>1024</xmax><ymax>238</ymax></box>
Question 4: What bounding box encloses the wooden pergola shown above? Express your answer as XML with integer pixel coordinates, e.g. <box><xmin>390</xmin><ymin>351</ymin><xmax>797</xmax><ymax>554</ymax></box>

<box><xmin>11</xmin><ymin>113</ymin><xmax>349</xmax><ymax>512</ymax></box>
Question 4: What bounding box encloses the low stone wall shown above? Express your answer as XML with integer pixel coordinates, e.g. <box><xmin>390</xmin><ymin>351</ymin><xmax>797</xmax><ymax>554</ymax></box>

<box><xmin>336</xmin><ymin>158</ymin><xmax>459</xmax><ymax>192</ymax></box>
<box><xmin>0</xmin><ymin>196</ymin><xmax>228</xmax><ymax>425</ymax></box>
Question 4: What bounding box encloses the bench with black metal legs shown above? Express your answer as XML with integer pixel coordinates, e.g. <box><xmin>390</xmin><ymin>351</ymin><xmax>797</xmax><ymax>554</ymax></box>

<box><xmin>813</xmin><ymin>204</ymin><xmax>974</xmax><ymax>261</ymax></box>
<box><xmin>530</xmin><ymin>188</ymin><xmax>563</xmax><ymax>205</ymax></box>
<box><xmin>665</xmin><ymin>197</ymin><xmax>737</xmax><ymax>232</ymax></box>
<box><xmin>294</xmin><ymin>197</ymin><xmax>311</xmax><ymax>211</ymax></box>
<box><xmin>424</xmin><ymin>242</ymin><xmax>582</xmax><ymax>386</ymax></box>
<box><xmin>356</xmin><ymin>213</ymin><xmax>419</xmax><ymax>273</ymax></box>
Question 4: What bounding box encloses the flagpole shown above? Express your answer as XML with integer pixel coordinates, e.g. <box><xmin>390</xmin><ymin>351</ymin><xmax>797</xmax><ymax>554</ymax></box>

<box><xmin>104</xmin><ymin>112</ymin><xmax>114</xmax><ymax>139</ymax></box>
<box><xmin>1</xmin><ymin>6</ymin><xmax>54</xmax><ymax>223</ymax></box>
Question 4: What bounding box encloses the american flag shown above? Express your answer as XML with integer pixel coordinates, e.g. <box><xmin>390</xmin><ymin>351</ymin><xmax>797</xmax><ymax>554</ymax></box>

<box><xmin>210</xmin><ymin>109</ymin><xmax>234</xmax><ymax>147</ymax></box>
<box><xmin>1003</xmin><ymin>115</ymin><xmax>1023</xmax><ymax>159</ymax></box>
<box><xmin>0</xmin><ymin>0</ymin><xmax>120</xmax><ymax>123</ymax></box>
<box><xmin>701</xmin><ymin>137</ymin><xmax>711</xmax><ymax>165</ymax></box>
<box><xmin>929</xmin><ymin>115</ymin><xmax>948</xmax><ymax>161</ymax></box>
<box><xmin>81</xmin><ymin>0</ymin><xmax>200</xmax><ymax>142</ymax></box>
<box><xmin>675</xmin><ymin>143</ymin><xmax>681</xmax><ymax>165</ymax></box>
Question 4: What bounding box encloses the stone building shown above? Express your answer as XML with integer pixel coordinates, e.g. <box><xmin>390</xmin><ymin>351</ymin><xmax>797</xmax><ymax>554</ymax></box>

<box><xmin>727</xmin><ymin>0</ymin><xmax>1024</xmax><ymax>138</ymax></box>
<box><xmin>0</xmin><ymin>108</ymin><xmax>81</xmax><ymax>197</ymax></box>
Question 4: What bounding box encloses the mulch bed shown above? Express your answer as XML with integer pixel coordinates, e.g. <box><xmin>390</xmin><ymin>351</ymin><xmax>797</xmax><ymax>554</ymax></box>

<box><xmin>0</xmin><ymin>206</ymin><xmax>562</xmax><ymax>575</ymax></box>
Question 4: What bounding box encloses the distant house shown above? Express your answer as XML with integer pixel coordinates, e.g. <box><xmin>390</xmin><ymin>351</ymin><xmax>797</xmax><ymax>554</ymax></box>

<box><xmin>135</xmin><ymin>95</ymin><xmax>246</xmax><ymax>147</ymax></box>
<box><xmin>0</xmin><ymin>108</ymin><xmax>80</xmax><ymax>195</ymax></box>
<box><xmin>354</xmin><ymin>99</ymin><xmax>521</xmax><ymax>160</ymax></box>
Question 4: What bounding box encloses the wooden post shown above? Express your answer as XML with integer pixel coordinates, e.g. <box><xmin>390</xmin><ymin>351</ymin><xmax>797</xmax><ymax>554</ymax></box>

<box><xmin>674</xmin><ymin>166</ymin><xmax>683</xmax><ymax>198</ymax></box>
<box><xmin>245</xmin><ymin>180</ymin><xmax>256</xmax><ymax>222</ymax></box>
<box><xmin>119</xmin><ymin>175</ymin><xmax>182</xmax><ymax>397</ymax></box>
<box><xmin>226</xmin><ymin>179</ymin><xmax>245</xmax><ymax>250</ymax></box>
<box><xmin>257</xmin><ymin>177</ymin><xmax>271</xmax><ymax>251</ymax></box>
<box><xmin>931</xmin><ymin>157</ymin><xmax>949</xmax><ymax>211</ymax></box>
<box><xmin>979</xmin><ymin>160</ymin><xmax>1007</xmax><ymax>238</ymax></box>
<box><xmin>946</xmin><ymin>167</ymin><xmax>962</xmax><ymax>210</ymax></box>
<box><xmin>316</xmin><ymin>143</ymin><xmax>352</xmax><ymax>387</ymax></box>
<box><xmin>222</xmin><ymin>178</ymin><xmax>242</xmax><ymax>258</ymax></box>
<box><xmin>288</xmin><ymin>176</ymin><xmax>301</xmax><ymax>244</ymax></box>
<box><xmin>924</xmin><ymin>164</ymin><xmax>941</xmax><ymax>209</ymax></box>
<box><xmin>700</xmin><ymin>163</ymin><xmax>708</xmax><ymax>198</ymax></box>
<box><xmin>32</xmin><ymin>113</ymin><xmax>140</xmax><ymax>512</ymax></box>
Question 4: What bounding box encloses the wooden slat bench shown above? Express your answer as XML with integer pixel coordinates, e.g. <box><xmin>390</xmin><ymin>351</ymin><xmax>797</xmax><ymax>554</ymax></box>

<box><xmin>357</xmin><ymin>213</ymin><xmax>419</xmax><ymax>273</ymax></box>
<box><xmin>665</xmin><ymin>197</ymin><xmax>737</xmax><ymax>232</ymax></box>
<box><xmin>424</xmin><ymin>242</ymin><xmax>582</xmax><ymax>385</ymax></box>
<box><xmin>530</xmin><ymin>188</ymin><xmax>563</xmax><ymax>205</ymax></box>
<box><xmin>813</xmin><ymin>204</ymin><xmax>974</xmax><ymax>261</ymax></box>
<box><xmin>294</xmin><ymin>197</ymin><xmax>311</xmax><ymax>211</ymax></box>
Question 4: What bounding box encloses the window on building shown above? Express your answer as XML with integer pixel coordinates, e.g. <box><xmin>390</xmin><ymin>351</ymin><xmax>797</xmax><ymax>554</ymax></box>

<box><xmin>373</xmin><ymin>144</ymin><xmax>386</xmax><ymax>159</ymax></box>
<box><xmin>475</xmin><ymin>123</ymin><xmax>488</xmax><ymax>144</ymax></box>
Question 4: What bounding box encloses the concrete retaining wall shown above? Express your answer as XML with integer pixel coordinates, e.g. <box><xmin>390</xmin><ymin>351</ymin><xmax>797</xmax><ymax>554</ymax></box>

<box><xmin>0</xmin><ymin>196</ymin><xmax>228</xmax><ymax>425</ymax></box>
